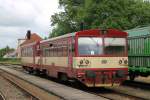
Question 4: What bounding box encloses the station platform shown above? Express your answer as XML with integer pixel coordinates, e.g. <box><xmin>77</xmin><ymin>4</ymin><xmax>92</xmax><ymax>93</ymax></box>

<box><xmin>0</xmin><ymin>66</ymin><xmax>108</xmax><ymax>100</ymax></box>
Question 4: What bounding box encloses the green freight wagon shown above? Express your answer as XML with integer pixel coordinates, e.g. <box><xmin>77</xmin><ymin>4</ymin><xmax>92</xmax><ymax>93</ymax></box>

<box><xmin>126</xmin><ymin>26</ymin><xmax>150</xmax><ymax>80</ymax></box>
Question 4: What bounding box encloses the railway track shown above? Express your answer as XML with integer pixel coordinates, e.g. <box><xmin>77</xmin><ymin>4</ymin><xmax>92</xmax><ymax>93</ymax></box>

<box><xmin>0</xmin><ymin>92</ymin><xmax>5</xmax><ymax>100</ymax></box>
<box><xmin>84</xmin><ymin>87</ymin><xmax>146</xmax><ymax>100</ymax></box>
<box><xmin>0</xmin><ymin>65</ymin><xmax>108</xmax><ymax>100</ymax></box>
<box><xmin>0</xmin><ymin>69</ymin><xmax>60</xmax><ymax>100</ymax></box>
<box><xmin>1</xmin><ymin>64</ymin><xmax>150</xmax><ymax>100</ymax></box>
<box><xmin>123</xmin><ymin>80</ymin><xmax>150</xmax><ymax>90</ymax></box>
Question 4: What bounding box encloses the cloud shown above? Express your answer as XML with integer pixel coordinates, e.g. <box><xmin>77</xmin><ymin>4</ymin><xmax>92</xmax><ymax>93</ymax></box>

<box><xmin>0</xmin><ymin>0</ymin><xmax>60</xmax><ymax>48</ymax></box>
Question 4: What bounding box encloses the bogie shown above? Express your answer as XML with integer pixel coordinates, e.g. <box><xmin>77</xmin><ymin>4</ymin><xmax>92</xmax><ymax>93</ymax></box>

<box><xmin>58</xmin><ymin>72</ymin><xmax>68</xmax><ymax>82</ymax></box>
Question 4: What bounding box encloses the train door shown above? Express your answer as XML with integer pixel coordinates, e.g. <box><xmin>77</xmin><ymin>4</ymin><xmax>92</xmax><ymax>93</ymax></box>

<box><xmin>36</xmin><ymin>42</ymin><xmax>42</xmax><ymax>68</ymax></box>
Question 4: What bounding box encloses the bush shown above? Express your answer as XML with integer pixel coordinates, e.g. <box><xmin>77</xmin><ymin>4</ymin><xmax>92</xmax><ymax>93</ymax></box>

<box><xmin>0</xmin><ymin>58</ymin><xmax>21</xmax><ymax>64</ymax></box>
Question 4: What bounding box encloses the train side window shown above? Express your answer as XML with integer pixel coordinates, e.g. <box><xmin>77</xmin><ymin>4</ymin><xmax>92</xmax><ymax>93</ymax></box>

<box><xmin>24</xmin><ymin>48</ymin><xmax>26</xmax><ymax>57</ymax></box>
<box><xmin>21</xmin><ymin>49</ymin><xmax>23</xmax><ymax>56</ymax></box>
<box><xmin>58</xmin><ymin>47</ymin><xmax>62</xmax><ymax>57</ymax></box>
<box><xmin>26</xmin><ymin>48</ymin><xmax>28</xmax><ymax>57</ymax></box>
<box><xmin>59</xmin><ymin>43</ymin><xmax>63</xmax><ymax>57</ymax></box>
<box><xmin>53</xmin><ymin>43</ymin><xmax>57</xmax><ymax>57</ymax></box>
<box><xmin>59</xmin><ymin>44</ymin><xmax>61</xmax><ymax>56</ymax></box>
<box><xmin>53</xmin><ymin>47</ymin><xmax>56</xmax><ymax>57</ymax></box>
<box><xmin>64</xmin><ymin>41</ymin><xmax>68</xmax><ymax>57</ymax></box>
<box><xmin>45</xmin><ymin>49</ymin><xmax>47</xmax><ymax>57</ymax></box>
<box><xmin>23</xmin><ymin>49</ymin><xmax>25</xmax><ymax>57</ymax></box>
<box><xmin>49</xmin><ymin>48</ymin><xmax>52</xmax><ymax>57</ymax></box>
<box><xmin>45</xmin><ymin>50</ymin><xmax>47</xmax><ymax>57</ymax></box>
<box><xmin>25</xmin><ymin>48</ymin><xmax>27</xmax><ymax>56</ymax></box>
<box><xmin>30</xmin><ymin>47</ymin><xmax>32</xmax><ymax>56</ymax></box>
<box><xmin>42</xmin><ymin>47</ymin><xmax>44</xmax><ymax>56</ymax></box>
<box><xmin>47</xmin><ymin>49</ymin><xmax>49</xmax><ymax>57</ymax></box>
<box><xmin>53</xmin><ymin>48</ymin><xmax>55</xmax><ymax>57</ymax></box>
<box><xmin>43</xmin><ymin>49</ymin><xmax>45</xmax><ymax>57</ymax></box>
<box><xmin>24</xmin><ymin>48</ymin><xmax>25</xmax><ymax>56</ymax></box>
<box><xmin>45</xmin><ymin>49</ymin><xmax>48</xmax><ymax>57</ymax></box>
<box><xmin>21</xmin><ymin>48</ymin><xmax>24</xmax><ymax>57</ymax></box>
<box><xmin>63</xmin><ymin>46</ymin><xmax>67</xmax><ymax>56</ymax></box>
<box><xmin>42</xmin><ymin>47</ymin><xmax>45</xmax><ymax>57</ymax></box>
<box><xmin>61</xmin><ymin>47</ymin><xmax>63</xmax><ymax>56</ymax></box>
<box><xmin>27</xmin><ymin>48</ymin><xmax>29</xmax><ymax>56</ymax></box>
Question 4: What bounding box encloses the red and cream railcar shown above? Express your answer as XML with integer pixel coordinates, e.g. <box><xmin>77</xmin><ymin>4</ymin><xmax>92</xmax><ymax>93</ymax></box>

<box><xmin>21</xmin><ymin>29</ymin><xmax>128</xmax><ymax>87</ymax></box>
<box><xmin>21</xmin><ymin>42</ymin><xmax>39</xmax><ymax>73</ymax></box>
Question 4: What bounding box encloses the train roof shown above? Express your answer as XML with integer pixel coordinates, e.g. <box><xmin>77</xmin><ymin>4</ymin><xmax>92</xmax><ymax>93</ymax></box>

<box><xmin>40</xmin><ymin>32</ymin><xmax>75</xmax><ymax>43</ymax></box>
<box><xmin>20</xmin><ymin>41</ymin><xmax>37</xmax><ymax>48</ymax></box>
<box><xmin>125</xmin><ymin>25</ymin><xmax>150</xmax><ymax>37</ymax></box>
<box><xmin>41</xmin><ymin>29</ymin><xmax>127</xmax><ymax>44</ymax></box>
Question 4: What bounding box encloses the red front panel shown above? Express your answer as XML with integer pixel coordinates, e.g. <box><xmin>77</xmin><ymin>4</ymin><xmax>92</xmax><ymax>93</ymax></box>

<box><xmin>75</xmin><ymin>68</ymin><xmax>128</xmax><ymax>87</ymax></box>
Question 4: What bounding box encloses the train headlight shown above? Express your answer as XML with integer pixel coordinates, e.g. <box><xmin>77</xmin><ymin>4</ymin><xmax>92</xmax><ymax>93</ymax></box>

<box><xmin>78</xmin><ymin>59</ymin><xmax>91</xmax><ymax>68</ymax></box>
<box><xmin>119</xmin><ymin>60</ymin><xmax>122</xmax><ymax>64</ymax></box>
<box><xmin>124</xmin><ymin>60</ymin><xmax>128</xmax><ymax>65</ymax></box>
<box><xmin>80</xmin><ymin>60</ymin><xmax>83</xmax><ymax>65</ymax></box>
<box><xmin>85</xmin><ymin>60</ymin><xmax>89</xmax><ymax>64</ymax></box>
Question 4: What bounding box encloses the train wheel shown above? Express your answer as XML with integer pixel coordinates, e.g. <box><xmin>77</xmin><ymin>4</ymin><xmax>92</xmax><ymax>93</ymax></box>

<box><xmin>59</xmin><ymin>73</ymin><xmax>68</xmax><ymax>81</ymax></box>
<box><xmin>41</xmin><ymin>69</ymin><xmax>47</xmax><ymax>76</ymax></box>
<box><xmin>129</xmin><ymin>73</ymin><xmax>135</xmax><ymax>81</ymax></box>
<box><xmin>24</xmin><ymin>66</ymin><xmax>33</xmax><ymax>74</ymax></box>
<box><xmin>28</xmin><ymin>70</ymin><xmax>34</xmax><ymax>74</ymax></box>
<box><xmin>35</xmin><ymin>69</ymin><xmax>41</xmax><ymax>75</ymax></box>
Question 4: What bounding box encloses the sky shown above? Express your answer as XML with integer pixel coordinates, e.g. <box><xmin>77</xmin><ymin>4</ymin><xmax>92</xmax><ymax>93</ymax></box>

<box><xmin>0</xmin><ymin>0</ymin><xmax>60</xmax><ymax>49</ymax></box>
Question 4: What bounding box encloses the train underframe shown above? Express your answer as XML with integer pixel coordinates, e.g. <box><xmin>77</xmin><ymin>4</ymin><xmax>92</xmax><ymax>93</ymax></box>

<box><xmin>22</xmin><ymin>64</ymin><xmax>128</xmax><ymax>87</ymax></box>
<box><xmin>76</xmin><ymin>68</ymin><xmax>128</xmax><ymax>87</ymax></box>
<box><xmin>129</xmin><ymin>66</ymin><xmax>150</xmax><ymax>81</ymax></box>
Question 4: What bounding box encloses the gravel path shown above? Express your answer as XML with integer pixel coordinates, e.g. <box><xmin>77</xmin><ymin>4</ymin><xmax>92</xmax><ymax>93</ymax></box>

<box><xmin>134</xmin><ymin>76</ymin><xmax>150</xmax><ymax>83</ymax></box>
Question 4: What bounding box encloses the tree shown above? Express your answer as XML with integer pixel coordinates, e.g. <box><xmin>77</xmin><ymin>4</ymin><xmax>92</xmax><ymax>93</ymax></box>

<box><xmin>0</xmin><ymin>46</ymin><xmax>15</xmax><ymax>57</ymax></box>
<box><xmin>50</xmin><ymin>0</ymin><xmax>150</xmax><ymax>37</ymax></box>
<box><xmin>44</xmin><ymin>37</ymin><xmax>48</xmax><ymax>40</ymax></box>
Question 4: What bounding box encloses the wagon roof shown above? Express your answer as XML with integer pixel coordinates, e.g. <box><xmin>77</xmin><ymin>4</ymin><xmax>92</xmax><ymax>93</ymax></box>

<box><xmin>125</xmin><ymin>25</ymin><xmax>150</xmax><ymax>37</ymax></box>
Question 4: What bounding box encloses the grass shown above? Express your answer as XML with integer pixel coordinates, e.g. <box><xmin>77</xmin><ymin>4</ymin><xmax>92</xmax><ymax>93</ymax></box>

<box><xmin>0</xmin><ymin>58</ymin><xmax>21</xmax><ymax>65</ymax></box>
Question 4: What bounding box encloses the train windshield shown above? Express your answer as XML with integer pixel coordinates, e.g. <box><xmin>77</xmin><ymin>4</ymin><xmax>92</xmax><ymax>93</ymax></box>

<box><xmin>104</xmin><ymin>38</ymin><xmax>126</xmax><ymax>56</ymax></box>
<box><xmin>78</xmin><ymin>37</ymin><xmax>103</xmax><ymax>55</ymax></box>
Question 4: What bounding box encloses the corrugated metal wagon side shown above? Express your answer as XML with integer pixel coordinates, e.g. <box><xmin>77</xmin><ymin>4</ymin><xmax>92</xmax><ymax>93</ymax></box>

<box><xmin>126</xmin><ymin>26</ymin><xmax>150</xmax><ymax>80</ymax></box>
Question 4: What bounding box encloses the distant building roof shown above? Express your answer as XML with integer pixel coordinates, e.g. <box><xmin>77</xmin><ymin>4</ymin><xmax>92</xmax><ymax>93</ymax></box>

<box><xmin>20</xmin><ymin>33</ymin><xmax>42</xmax><ymax>46</ymax></box>
<box><xmin>3</xmin><ymin>50</ymin><xmax>17</xmax><ymax>58</ymax></box>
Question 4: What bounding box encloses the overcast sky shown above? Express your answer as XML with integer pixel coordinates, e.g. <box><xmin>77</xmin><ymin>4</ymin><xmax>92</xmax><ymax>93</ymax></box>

<box><xmin>0</xmin><ymin>0</ymin><xmax>60</xmax><ymax>49</ymax></box>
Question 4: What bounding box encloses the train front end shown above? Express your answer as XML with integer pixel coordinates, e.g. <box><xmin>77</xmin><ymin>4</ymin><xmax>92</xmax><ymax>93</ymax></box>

<box><xmin>73</xmin><ymin>29</ymin><xmax>128</xmax><ymax>87</ymax></box>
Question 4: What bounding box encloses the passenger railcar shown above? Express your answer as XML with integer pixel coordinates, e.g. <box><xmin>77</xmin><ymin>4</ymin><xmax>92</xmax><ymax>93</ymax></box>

<box><xmin>126</xmin><ymin>26</ymin><xmax>150</xmax><ymax>80</ymax></box>
<box><xmin>21</xmin><ymin>29</ymin><xmax>128</xmax><ymax>87</ymax></box>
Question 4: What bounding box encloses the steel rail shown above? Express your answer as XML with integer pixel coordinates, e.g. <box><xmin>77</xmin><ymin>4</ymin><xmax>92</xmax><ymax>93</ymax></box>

<box><xmin>0</xmin><ymin>92</ymin><xmax>6</xmax><ymax>100</ymax></box>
